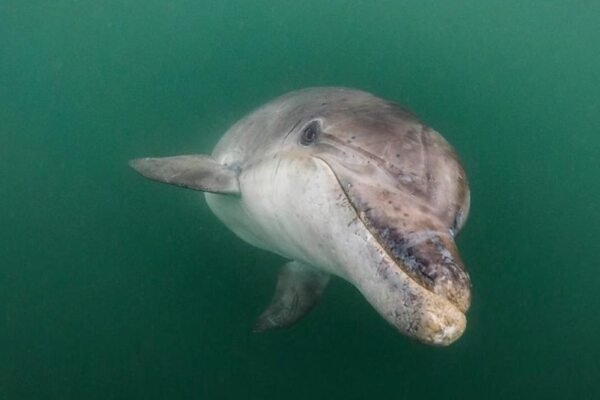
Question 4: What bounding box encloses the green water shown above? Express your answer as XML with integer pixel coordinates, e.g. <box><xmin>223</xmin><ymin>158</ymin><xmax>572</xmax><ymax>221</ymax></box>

<box><xmin>2</xmin><ymin>1</ymin><xmax>599</xmax><ymax>399</ymax></box>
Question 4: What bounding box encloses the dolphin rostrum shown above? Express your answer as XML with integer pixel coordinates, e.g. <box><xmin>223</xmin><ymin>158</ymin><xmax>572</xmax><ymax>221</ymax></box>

<box><xmin>130</xmin><ymin>87</ymin><xmax>471</xmax><ymax>346</ymax></box>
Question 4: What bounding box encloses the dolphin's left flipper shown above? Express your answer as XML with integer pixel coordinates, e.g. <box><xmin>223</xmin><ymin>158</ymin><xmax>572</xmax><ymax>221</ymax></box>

<box><xmin>253</xmin><ymin>261</ymin><xmax>330</xmax><ymax>332</ymax></box>
<box><xmin>129</xmin><ymin>155</ymin><xmax>240</xmax><ymax>195</ymax></box>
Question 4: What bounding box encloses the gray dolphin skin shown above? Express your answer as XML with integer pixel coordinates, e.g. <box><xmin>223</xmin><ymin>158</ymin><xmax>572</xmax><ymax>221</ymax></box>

<box><xmin>130</xmin><ymin>87</ymin><xmax>472</xmax><ymax>346</ymax></box>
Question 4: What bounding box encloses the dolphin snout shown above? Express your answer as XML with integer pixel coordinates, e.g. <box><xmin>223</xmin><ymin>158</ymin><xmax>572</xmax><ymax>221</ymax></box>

<box><xmin>415</xmin><ymin>301</ymin><xmax>467</xmax><ymax>346</ymax></box>
<box><xmin>386</xmin><ymin>230</ymin><xmax>471</xmax><ymax>313</ymax></box>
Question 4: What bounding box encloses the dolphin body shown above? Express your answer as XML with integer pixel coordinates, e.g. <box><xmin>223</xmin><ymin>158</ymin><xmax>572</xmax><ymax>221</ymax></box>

<box><xmin>130</xmin><ymin>87</ymin><xmax>471</xmax><ymax>346</ymax></box>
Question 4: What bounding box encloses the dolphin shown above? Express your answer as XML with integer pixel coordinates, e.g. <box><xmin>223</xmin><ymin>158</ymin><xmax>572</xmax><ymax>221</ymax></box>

<box><xmin>130</xmin><ymin>87</ymin><xmax>471</xmax><ymax>346</ymax></box>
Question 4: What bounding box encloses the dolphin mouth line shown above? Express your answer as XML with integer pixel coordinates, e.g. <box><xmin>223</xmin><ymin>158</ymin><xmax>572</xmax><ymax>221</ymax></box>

<box><xmin>314</xmin><ymin>156</ymin><xmax>449</xmax><ymax>301</ymax></box>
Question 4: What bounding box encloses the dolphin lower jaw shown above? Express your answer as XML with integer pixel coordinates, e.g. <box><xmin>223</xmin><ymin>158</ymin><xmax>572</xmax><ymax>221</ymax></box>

<box><xmin>314</xmin><ymin>157</ymin><xmax>468</xmax><ymax>345</ymax></box>
<box><xmin>345</xmin><ymin>231</ymin><xmax>467</xmax><ymax>346</ymax></box>
<box><xmin>317</xmin><ymin>156</ymin><xmax>472</xmax><ymax>312</ymax></box>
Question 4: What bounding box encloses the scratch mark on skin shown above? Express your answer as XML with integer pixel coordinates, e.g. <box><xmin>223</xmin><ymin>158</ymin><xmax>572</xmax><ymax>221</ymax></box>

<box><xmin>417</xmin><ymin>125</ymin><xmax>429</xmax><ymax>196</ymax></box>
<box><xmin>274</xmin><ymin>156</ymin><xmax>283</xmax><ymax>179</ymax></box>
<box><xmin>283</xmin><ymin>119</ymin><xmax>303</xmax><ymax>143</ymax></box>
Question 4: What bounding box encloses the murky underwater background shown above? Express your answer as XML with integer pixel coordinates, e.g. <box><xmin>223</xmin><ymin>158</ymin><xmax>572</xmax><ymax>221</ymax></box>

<box><xmin>1</xmin><ymin>1</ymin><xmax>599</xmax><ymax>399</ymax></box>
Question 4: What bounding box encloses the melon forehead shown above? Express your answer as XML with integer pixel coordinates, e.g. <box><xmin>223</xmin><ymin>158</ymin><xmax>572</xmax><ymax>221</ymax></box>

<box><xmin>212</xmin><ymin>87</ymin><xmax>419</xmax><ymax>162</ymax></box>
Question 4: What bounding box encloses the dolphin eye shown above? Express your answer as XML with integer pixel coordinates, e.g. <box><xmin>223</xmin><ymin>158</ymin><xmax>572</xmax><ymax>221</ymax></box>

<box><xmin>300</xmin><ymin>121</ymin><xmax>320</xmax><ymax>146</ymax></box>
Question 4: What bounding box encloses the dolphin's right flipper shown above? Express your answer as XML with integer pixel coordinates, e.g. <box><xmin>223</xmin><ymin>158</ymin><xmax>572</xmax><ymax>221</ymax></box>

<box><xmin>129</xmin><ymin>155</ymin><xmax>240</xmax><ymax>195</ymax></box>
<box><xmin>253</xmin><ymin>261</ymin><xmax>330</xmax><ymax>332</ymax></box>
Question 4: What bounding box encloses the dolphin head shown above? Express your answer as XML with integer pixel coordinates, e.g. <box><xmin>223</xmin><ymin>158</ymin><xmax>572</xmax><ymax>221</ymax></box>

<box><xmin>313</xmin><ymin>97</ymin><xmax>471</xmax><ymax>310</ymax></box>
<box><xmin>228</xmin><ymin>88</ymin><xmax>471</xmax><ymax>345</ymax></box>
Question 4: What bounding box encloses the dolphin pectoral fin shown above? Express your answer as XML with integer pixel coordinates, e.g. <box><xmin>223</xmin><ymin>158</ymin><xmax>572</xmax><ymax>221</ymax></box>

<box><xmin>253</xmin><ymin>261</ymin><xmax>330</xmax><ymax>333</ymax></box>
<box><xmin>129</xmin><ymin>155</ymin><xmax>240</xmax><ymax>195</ymax></box>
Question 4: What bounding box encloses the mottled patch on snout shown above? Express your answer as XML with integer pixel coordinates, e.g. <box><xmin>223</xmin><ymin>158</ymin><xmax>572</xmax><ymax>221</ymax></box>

<box><xmin>370</xmin><ymin>216</ymin><xmax>471</xmax><ymax>312</ymax></box>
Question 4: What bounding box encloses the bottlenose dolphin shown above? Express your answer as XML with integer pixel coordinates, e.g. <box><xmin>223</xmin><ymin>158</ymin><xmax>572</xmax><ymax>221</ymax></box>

<box><xmin>130</xmin><ymin>87</ymin><xmax>471</xmax><ymax>346</ymax></box>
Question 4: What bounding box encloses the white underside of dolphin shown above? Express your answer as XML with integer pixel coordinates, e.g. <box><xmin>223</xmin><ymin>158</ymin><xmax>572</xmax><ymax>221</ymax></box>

<box><xmin>130</xmin><ymin>87</ymin><xmax>472</xmax><ymax>346</ymax></box>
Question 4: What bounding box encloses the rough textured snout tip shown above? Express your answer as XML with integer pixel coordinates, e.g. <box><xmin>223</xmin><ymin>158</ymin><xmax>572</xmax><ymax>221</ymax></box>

<box><xmin>421</xmin><ymin>310</ymin><xmax>466</xmax><ymax>346</ymax></box>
